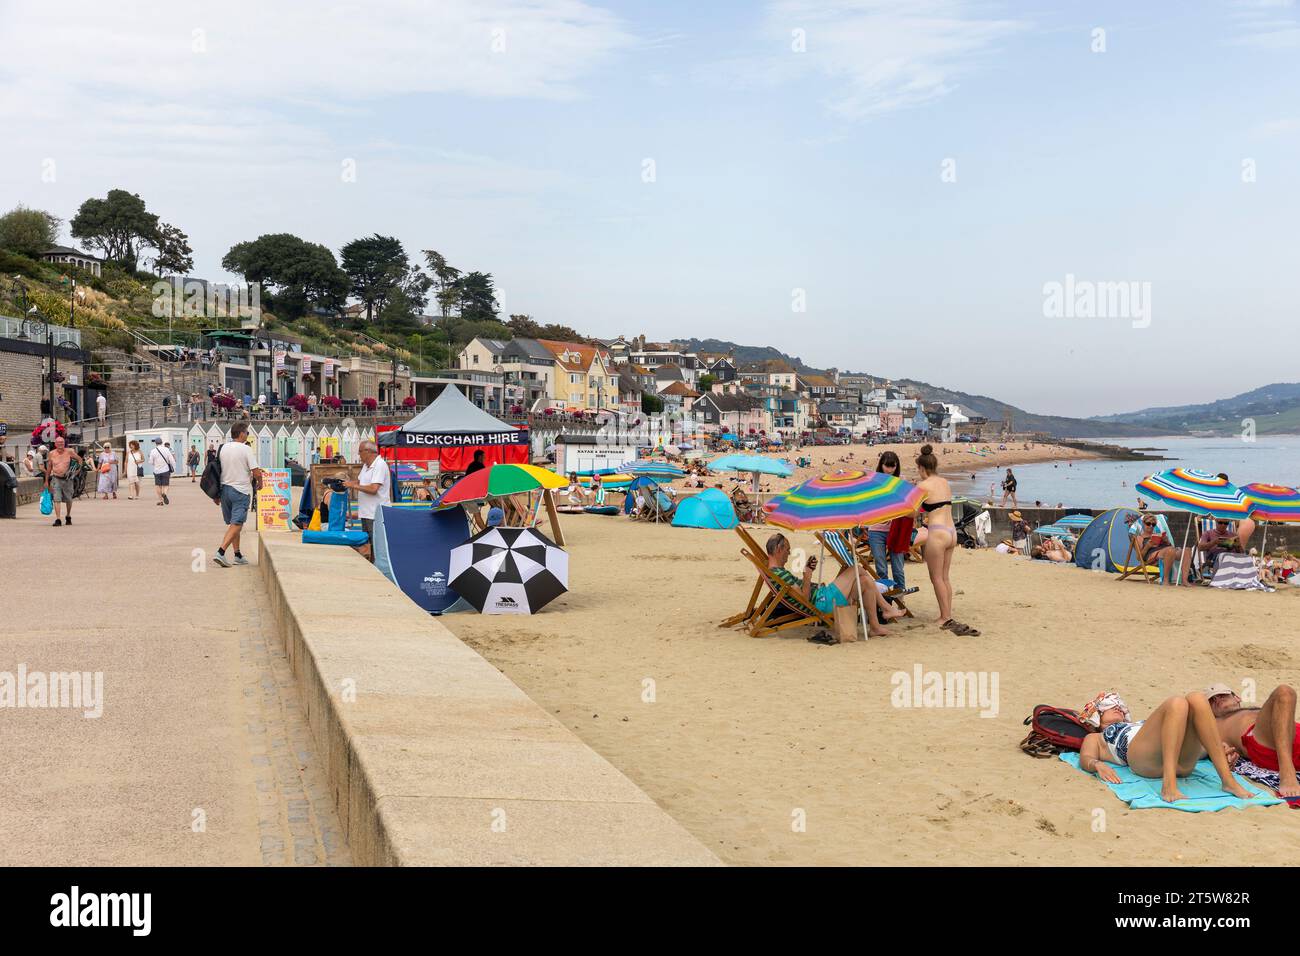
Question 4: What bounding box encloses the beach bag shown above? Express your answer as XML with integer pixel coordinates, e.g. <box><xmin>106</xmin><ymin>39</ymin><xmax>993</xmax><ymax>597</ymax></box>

<box><xmin>199</xmin><ymin>445</ymin><xmax>224</xmax><ymax>502</ymax></box>
<box><xmin>1019</xmin><ymin>705</ymin><xmax>1091</xmax><ymax>758</ymax></box>
<box><xmin>40</xmin><ymin>488</ymin><xmax>53</xmax><ymax>515</ymax></box>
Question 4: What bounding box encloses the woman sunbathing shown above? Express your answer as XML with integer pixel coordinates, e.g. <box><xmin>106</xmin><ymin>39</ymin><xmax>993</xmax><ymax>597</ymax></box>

<box><xmin>1078</xmin><ymin>692</ymin><xmax>1256</xmax><ymax>804</ymax></box>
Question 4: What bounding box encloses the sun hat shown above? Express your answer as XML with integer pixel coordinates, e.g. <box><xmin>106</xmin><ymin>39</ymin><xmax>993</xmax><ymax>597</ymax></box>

<box><xmin>1204</xmin><ymin>683</ymin><xmax>1235</xmax><ymax>700</ymax></box>
<box><xmin>1009</xmin><ymin>510</ymin><xmax>1022</xmax><ymax>520</ymax></box>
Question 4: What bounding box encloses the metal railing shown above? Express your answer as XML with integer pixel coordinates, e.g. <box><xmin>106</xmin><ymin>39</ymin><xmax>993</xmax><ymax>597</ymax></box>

<box><xmin>0</xmin><ymin>315</ymin><xmax>82</xmax><ymax>347</ymax></box>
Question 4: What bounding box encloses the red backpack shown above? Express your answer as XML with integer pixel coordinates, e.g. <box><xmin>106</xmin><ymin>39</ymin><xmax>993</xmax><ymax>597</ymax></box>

<box><xmin>1020</xmin><ymin>705</ymin><xmax>1091</xmax><ymax>758</ymax></box>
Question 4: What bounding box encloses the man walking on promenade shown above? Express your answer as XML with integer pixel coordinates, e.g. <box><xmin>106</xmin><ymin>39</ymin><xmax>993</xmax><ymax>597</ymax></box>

<box><xmin>43</xmin><ymin>435</ymin><xmax>82</xmax><ymax>527</ymax></box>
<box><xmin>213</xmin><ymin>421</ymin><xmax>262</xmax><ymax>567</ymax></box>
<box><xmin>96</xmin><ymin>392</ymin><xmax>107</xmax><ymax>425</ymax></box>
<box><xmin>149</xmin><ymin>437</ymin><xmax>176</xmax><ymax>506</ymax></box>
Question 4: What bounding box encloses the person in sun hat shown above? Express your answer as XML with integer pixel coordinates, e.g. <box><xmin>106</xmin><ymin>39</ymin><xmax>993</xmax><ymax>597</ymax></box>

<box><xmin>485</xmin><ymin>505</ymin><xmax>505</xmax><ymax>528</ymax></box>
<box><xmin>1208</xmin><ymin>682</ymin><xmax>1300</xmax><ymax>799</ymax></box>
<box><xmin>1008</xmin><ymin>510</ymin><xmax>1030</xmax><ymax>555</ymax></box>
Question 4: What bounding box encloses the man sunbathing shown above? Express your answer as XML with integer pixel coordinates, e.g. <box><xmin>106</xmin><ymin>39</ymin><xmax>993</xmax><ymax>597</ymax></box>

<box><xmin>1031</xmin><ymin>539</ymin><xmax>1071</xmax><ymax>562</ymax></box>
<box><xmin>765</xmin><ymin>533</ymin><xmax>903</xmax><ymax>640</ymax></box>
<box><xmin>1208</xmin><ymin>683</ymin><xmax>1300</xmax><ymax>798</ymax></box>
<box><xmin>1077</xmin><ymin>691</ymin><xmax>1255</xmax><ymax>803</ymax></box>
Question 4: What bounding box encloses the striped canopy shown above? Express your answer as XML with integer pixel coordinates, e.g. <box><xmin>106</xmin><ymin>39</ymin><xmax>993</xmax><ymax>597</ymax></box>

<box><xmin>1135</xmin><ymin>469</ymin><xmax>1252</xmax><ymax>519</ymax></box>
<box><xmin>391</xmin><ymin>463</ymin><xmax>434</xmax><ymax>482</ymax></box>
<box><xmin>624</xmin><ymin>461</ymin><xmax>685</xmax><ymax>478</ymax></box>
<box><xmin>1033</xmin><ymin>524</ymin><xmax>1075</xmax><ymax>538</ymax></box>
<box><xmin>708</xmin><ymin>454</ymin><xmax>794</xmax><ymax>477</ymax></box>
<box><xmin>1241</xmin><ymin>483</ymin><xmax>1300</xmax><ymax>522</ymax></box>
<box><xmin>763</xmin><ymin>470</ymin><xmax>923</xmax><ymax>531</ymax></box>
<box><xmin>1054</xmin><ymin>513</ymin><xmax>1095</xmax><ymax>528</ymax></box>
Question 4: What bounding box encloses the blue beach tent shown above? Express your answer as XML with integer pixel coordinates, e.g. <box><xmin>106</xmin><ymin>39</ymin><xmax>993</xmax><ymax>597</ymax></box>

<box><xmin>671</xmin><ymin>488</ymin><xmax>738</xmax><ymax>530</ymax></box>
<box><xmin>1072</xmin><ymin>507</ymin><xmax>1150</xmax><ymax>573</ymax></box>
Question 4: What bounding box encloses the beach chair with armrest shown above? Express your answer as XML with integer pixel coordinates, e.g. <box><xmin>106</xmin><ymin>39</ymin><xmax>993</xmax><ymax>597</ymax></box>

<box><xmin>815</xmin><ymin>530</ymin><xmax>917</xmax><ymax>617</ymax></box>
<box><xmin>1116</xmin><ymin>513</ymin><xmax>1168</xmax><ymax>584</ymax></box>
<box><xmin>720</xmin><ymin>526</ymin><xmax>835</xmax><ymax>637</ymax></box>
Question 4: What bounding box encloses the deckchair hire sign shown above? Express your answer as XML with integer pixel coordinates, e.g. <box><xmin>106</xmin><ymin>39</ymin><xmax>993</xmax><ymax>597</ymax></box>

<box><xmin>395</xmin><ymin>429</ymin><xmax>526</xmax><ymax>448</ymax></box>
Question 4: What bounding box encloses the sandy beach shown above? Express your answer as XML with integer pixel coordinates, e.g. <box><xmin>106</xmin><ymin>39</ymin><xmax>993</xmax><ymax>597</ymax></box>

<box><xmin>442</xmin><ymin>510</ymin><xmax>1300</xmax><ymax>866</ymax></box>
<box><xmin>672</xmin><ymin>440</ymin><xmax>1099</xmax><ymax>501</ymax></box>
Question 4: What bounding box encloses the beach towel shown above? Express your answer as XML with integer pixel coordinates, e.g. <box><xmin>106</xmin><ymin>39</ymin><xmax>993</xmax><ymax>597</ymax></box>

<box><xmin>1058</xmin><ymin>752</ymin><xmax>1281</xmax><ymax>812</ymax></box>
<box><xmin>1208</xmin><ymin>553</ymin><xmax>1274</xmax><ymax>591</ymax></box>
<box><xmin>1233</xmin><ymin>759</ymin><xmax>1300</xmax><ymax>806</ymax></box>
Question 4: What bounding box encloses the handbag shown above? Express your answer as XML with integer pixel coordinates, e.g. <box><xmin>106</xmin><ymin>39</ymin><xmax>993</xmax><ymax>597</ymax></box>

<box><xmin>99</xmin><ymin>462</ymin><xmax>112</xmax><ymax>474</ymax></box>
<box><xmin>132</xmin><ymin>451</ymin><xmax>144</xmax><ymax>478</ymax></box>
<box><xmin>40</xmin><ymin>488</ymin><xmax>53</xmax><ymax>515</ymax></box>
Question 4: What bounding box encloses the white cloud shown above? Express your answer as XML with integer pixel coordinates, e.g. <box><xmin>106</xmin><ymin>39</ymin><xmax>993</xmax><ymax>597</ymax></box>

<box><xmin>1231</xmin><ymin>0</ymin><xmax>1300</xmax><ymax>47</ymax></box>
<box><xmin>705</xmin><ymin>0</ymin><xmax>1026</xmax><ymax>118</ymax></box>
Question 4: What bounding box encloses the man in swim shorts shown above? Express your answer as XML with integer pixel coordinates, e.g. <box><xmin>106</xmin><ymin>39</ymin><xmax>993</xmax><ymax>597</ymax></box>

<box><xmin>1209</xmin><ymin>682</ymin><xmax>1299</xmax><ymax>798</ymax></box>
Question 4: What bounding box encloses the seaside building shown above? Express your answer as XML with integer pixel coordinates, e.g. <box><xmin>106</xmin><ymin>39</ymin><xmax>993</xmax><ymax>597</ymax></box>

<box><xmin>693</xmin><ymin>390</ymin><xmax>766</xmax><ymax>435</ymax></box>
<box><xmin>38</xmin><ymin>245</ymin><xmax>104</xmax><ymax>278</ymax></box>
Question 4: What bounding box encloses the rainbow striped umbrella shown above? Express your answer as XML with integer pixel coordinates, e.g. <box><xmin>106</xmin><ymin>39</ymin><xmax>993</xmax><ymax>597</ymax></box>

<box><xmin>437</xmin><ymin>463</ymin><xmax>568</xmax><ymax>505</ymax></box>
<box><xmin>763</xmin><ymin>470</ymin><xmax>923</xmax><ymax>531</ymax></box>
<box><xmin>1135</xmin><ymin>469</ymin><xmax>1251</xmax><ymax>519</ymax></box>
<box><xmin>1242</xmin><ymin>483</ymin><xmax>1300</xmax><ymax>522</ymax></box>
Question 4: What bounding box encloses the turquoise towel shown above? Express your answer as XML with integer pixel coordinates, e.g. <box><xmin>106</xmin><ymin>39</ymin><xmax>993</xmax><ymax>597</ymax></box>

<box><xmin>1059</xmin><ymin>753</ymin><xmax>1282</xmax><ymax>812</ymax></box>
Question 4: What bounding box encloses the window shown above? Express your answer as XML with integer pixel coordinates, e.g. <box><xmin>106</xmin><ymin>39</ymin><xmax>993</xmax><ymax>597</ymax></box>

<box><xmin>472</xmin><ymin>355</ymin><xmax>479</xmax><ymax>364</ymax></box>
<box><xmin>570</xmin><ymin>373</ymin><xmax>580</xmax><ymax>384</ymax></box>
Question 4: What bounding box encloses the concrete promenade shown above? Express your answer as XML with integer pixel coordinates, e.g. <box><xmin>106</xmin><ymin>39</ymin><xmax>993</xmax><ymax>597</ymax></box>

<box><xmin>260</xmin><ymin>534</ymin><xmax>720</xmax><ymax>866</ymax></box>
<box><xmin>0</xmin><ymin>482</ymin><xmax>349</xmax><ymax>865</ymax></box>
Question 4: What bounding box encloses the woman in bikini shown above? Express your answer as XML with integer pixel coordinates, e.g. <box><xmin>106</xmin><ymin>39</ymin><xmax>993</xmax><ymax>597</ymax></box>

<box><xmin>1078</xmin><ymin>691</ymin><xmax>1256</xmax><ymax>804</ymax></box>
<box><xmin>913</xmin><ymin>444</ymin><xmax>979</xmax><ymax>636</ymax></box>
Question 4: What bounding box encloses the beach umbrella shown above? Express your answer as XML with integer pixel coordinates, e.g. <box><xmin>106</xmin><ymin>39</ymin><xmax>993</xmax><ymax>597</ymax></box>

<box><xmin>763</xmin><ymin>470</ymin><xmax>923</xmax><ymax>642</ymax></box>
<box><xmin>448</xmin><ymin>526</ymin><xmax>569</xmax><ymax>614</ymax></box>
<box><xmin>1054</xmin><ymin>513</ymin><xmax>1096</xmax><ymax>528</ymax></box>
<box><xmin>764</xmin><ymin>470</ymin><xmax>923</xmax><ymax>531</ymax></box>
<box><xmin>1241</xmin><ymin>483</ymin><xmax>1300</xmax><ymax>521</ymax></box>
<box><xmin>1242</xmin><ymin>483</ymin><xmax>1300</xmax><ymax>554</ymax></box>
<box><xmin>1135</xmin><ymin>469</ymin><xmax>1251</xmax><ymax>586</ymax></box>
<box><xmin>625</xmin><ymin>461</ymin><xmax>685</xmax><ymax>479</ymax></box>
<box><xmin>1033</xmin><ymin>524</ymin><xmax>1075</xmax><ymax>539</ymax></box>
<box><xmin>708</xmin><ymin>454</ymin><xmax>795</xmax><ymax>477</ymax></box>
<box><xmin>437</xmin><ymin>463</ymin><xmax>568</xmax><ymax>506</ymax></box>
<box><xmin>1135</xmin><ymin>469</ymin><xmax>1251</xmax><ymax>519</ymax></box>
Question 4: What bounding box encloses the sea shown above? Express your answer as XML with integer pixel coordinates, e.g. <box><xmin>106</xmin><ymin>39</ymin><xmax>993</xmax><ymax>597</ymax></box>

<box><xmin>951</xmin><ymin>435</ymin><xmax>1300</xmax><ymax>510</ymax></box>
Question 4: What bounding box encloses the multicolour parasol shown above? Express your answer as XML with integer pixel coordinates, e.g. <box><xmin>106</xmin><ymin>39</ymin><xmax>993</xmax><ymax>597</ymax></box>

<box><xmin>437</xmin><ymin>463</ymin><xmax>568</xmax><ymax>506</ymax></box>
<box><xmin>1135</xmin><ymin>469</ymin><xmax>1251</xmax><ymax>519</ymax></box>
<box><xmin>763</xmin><ymin>470</ymin><xmax>924</xmax><ymax>531</ymax></box>
<box><xmin>624</xmin><ymin>461</ymin><xmax>686</xmax><ymax>479</ymax></box>
<box><xmin>1241</xmin><ymin>483</ymin><xmax>1300</xmax><ymax>522</ymax></box>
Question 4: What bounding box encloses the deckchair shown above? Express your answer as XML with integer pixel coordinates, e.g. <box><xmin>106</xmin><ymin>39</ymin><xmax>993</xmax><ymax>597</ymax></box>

<box><xmin>720</xmin><ymin>526</ymin><xmax>834</xmax><ymax>638</ymax></box>
<box><xmin>815</xmin><ymin>530</ymin><xmax>917</xmax><ymax>617</ymax></box>
<box><xmin>1116</xmin><ymin>513</ymin><xmax>1186</xmax><ymax>584</ymax></box>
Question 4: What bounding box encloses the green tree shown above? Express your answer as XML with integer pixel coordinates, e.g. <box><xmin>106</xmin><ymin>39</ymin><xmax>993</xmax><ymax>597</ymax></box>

<box><xmin>641</xmin><ymin>393</ymin><xmax>663</xmax><ymax>414</ymax></box>
<box><xmin>454</xmin><ymin>271</ymin><xmax>498</xmax><ymax>322</ymax></box>
<box><xmin>70</xmin><ymin>189</ymin><xmax>160</xmax><ymax>270</ymax></box>
<box><xmin>698</xmin><ymin>373</ymin><xmax>716</xmax><ymax>391</ymax></box>
<box><xmin>507</xmin><ymin>313</ymin><xmax>541</xmax><ymax>337</ymax></box>
<box><xmin>539</xmin><ymin>322</ymin><xmax>582</xmax><ymax>341</ymax></box>
<box><xmin>421</xmin><ymin>249</ymin><xmax>463</xmax><ymax>318</ymax></box>
<box><xmin>149</xmin><ymin>222</ymin><xmax>194</xmax><ymax>275</ymax></box>
<box><xmin>222</xmin><ymin>233</ymin><xmax>349</xmax><ymax>319</ymax></box>
<box><xmin>0</xmin><ymin>205</ymin><xmax>61</xmax><ymax>256</ymax></box>
<box><xmin>341</xmin><ymin>234</ymin><xmax>409</xmax><ymax>321</ymax></box>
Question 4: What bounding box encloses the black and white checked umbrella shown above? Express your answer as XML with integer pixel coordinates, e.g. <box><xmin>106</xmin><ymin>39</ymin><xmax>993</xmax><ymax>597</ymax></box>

<box><xmin>448</xmin><ymin>526</ymin><xmax>569</xmax><ymax>614</ymax></box>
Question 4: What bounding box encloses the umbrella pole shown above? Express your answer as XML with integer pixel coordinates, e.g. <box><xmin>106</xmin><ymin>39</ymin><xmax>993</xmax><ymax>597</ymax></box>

<box><xmin>1176</xmin><ymin>515</ymin><xmax>1193</xmax><ymax>586</ymax></box>
<box><xmin>852</xmin><ymin>541</ymin><xmax>869</xmax><ymax>642</ymax></box>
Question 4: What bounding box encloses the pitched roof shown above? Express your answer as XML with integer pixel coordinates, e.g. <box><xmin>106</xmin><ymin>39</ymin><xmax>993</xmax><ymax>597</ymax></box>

<box><xmin>501</xmin><ymin>337</ymin><xmax>555</xmax><ymax>363</ymax></box>
<box><xmin>653</xmin><ymin>365</ymin><xmax>686</xmax><ymax>381</ymax></box>
<box><xmin>536</xmin><ymin>338</ymin><xmax>602</xmax><ymax>372</ymax></box>
<box><xmin>658</xmin><ymin>381</ymin><xmax>700</xmax><ymax>397</ymax></box>
<box><xmin>42</xmin><ymin>245</ymin><xmax>102</xmax><ymax>260</ymax></box>
<box><xmin>801</xmin><ymin>374</ymin><xmax>835</xmax><ymax>388</ymax></box>
<box><xmin>698</xmin><ymin>392</ymin><xmax>761</xmax><ymax>412</ymax></box>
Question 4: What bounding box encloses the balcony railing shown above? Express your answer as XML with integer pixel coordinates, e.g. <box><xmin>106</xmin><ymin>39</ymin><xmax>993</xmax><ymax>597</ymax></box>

<box><xmin>0</xmin><ymin>315</ymin><xmax>82</xmax><ymax>347</ymax></box>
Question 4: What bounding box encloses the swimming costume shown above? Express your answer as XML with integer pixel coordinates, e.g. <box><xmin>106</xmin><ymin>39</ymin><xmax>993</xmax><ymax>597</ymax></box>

<box><xmin>813</xmin><ymin>583</ymin><xmax>849</xmax><ymax>614</ymax></box>
<box><xmin>920</xmin><ymin>500</ymin><xmax>951</xmax><ymax>512</ymax></box>
<box><xmin>1102</xmin><ymin>720</ymin><xmax>1145</xmax><ymax>766</ymax></box>
<box><xmin>1242</xmin><ymin>721</ymin><xmax>1300</xmax><ymax>771</ymax></box>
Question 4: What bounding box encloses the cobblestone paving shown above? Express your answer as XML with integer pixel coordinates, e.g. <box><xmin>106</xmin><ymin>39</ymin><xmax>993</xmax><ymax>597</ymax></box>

<box><xmin>240</xmin><ymin>601</ymin><xmax>351</xmax><ymax>867</ymax></box>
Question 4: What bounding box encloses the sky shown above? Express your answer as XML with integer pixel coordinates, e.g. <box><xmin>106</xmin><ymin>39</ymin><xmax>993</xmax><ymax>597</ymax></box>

<box><xmin>2</xmin><ymin>0</ymin><xmax>1298</xmax><ymax>417</ymax></box>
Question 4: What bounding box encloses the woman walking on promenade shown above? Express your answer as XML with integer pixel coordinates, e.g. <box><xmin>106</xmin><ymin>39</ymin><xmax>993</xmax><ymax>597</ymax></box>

<box><xmin>1000</xmin><ymin>468</ymin><xmax>1018</xmax><ymax>509</ymax></box>
<box><xmin>915</xmin><ymin>444</ymin><xmax>980</xmax><ymax>636</ymax></box>
<box><xmin>124</xmin><ymin>440</ymin><xmax>144</xmax><ymax>500</ymax></box>
<box><xmin>96</xmin><ymin>443</ymin><xmax>120</xmax><ymax>500</ymax></box>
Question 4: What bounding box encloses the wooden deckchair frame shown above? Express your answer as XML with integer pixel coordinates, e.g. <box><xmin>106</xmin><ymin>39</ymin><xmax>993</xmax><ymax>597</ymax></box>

<box><xmin>720</xmin><ymin>526</ymin><xmax>834</xmax><ymax>637</ymax></box>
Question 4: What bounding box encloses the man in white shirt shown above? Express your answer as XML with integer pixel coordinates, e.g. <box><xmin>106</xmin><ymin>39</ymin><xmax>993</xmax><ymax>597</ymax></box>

<box><xmin>96</xmin><ymin>392</ymin><xmax>107</xmax><ymax>424</ymax></box>
<box><xmin>148</xmin><ymin>437</ymin><xmax>176</xmax><ymax>506</ymax></box>
<box><xmin>343</xmin><ymin>439</ymin><xmax>390</xmax><ymax>559</ymax></box>
<box><xmin>213</xmin><ymin>421</ymin><xmax>263</xmax><ymax>567</ymax></box>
